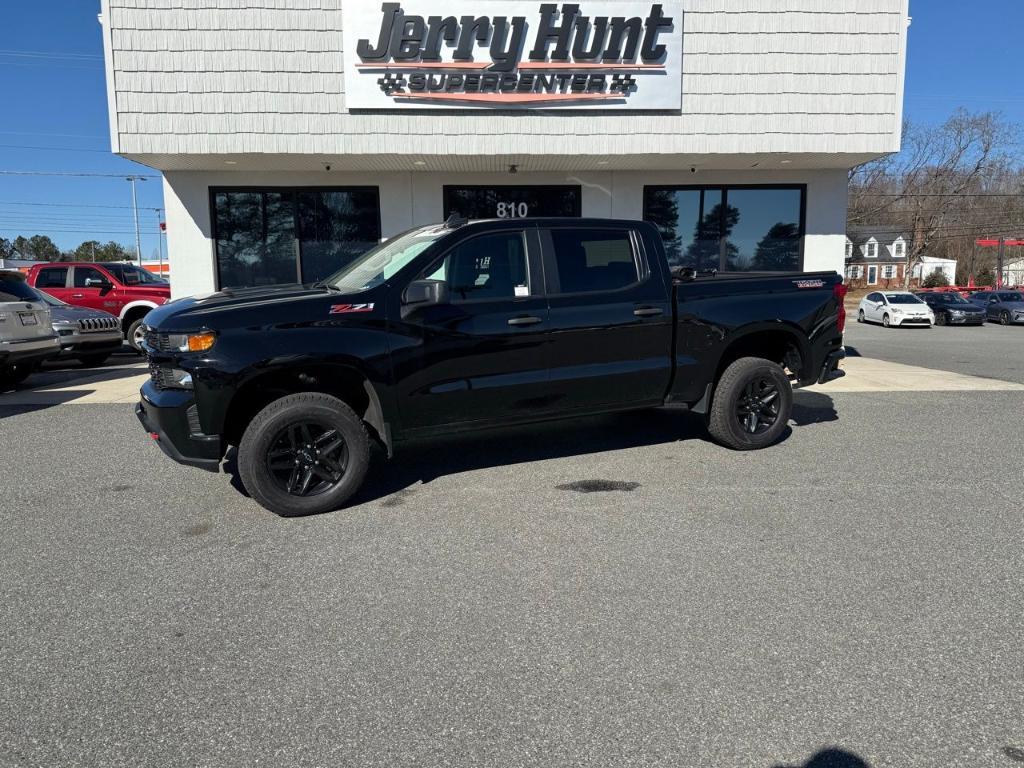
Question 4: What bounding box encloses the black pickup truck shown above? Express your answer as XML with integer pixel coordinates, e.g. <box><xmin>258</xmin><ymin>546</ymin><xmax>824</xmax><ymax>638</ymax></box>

<box><xmin>137</xmin><ymin>218</ymin><xmax>846</xmax><ymax>516</ymax></box>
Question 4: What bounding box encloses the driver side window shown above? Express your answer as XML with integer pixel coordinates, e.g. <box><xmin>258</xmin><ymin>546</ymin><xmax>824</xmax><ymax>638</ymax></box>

<box><xmin>424</xmin><ymin>231</ymin><xmax>529</xmax><ymax>303</ymax></box>
<box><xmin>74</xmin><ymin>267</ymin><xmax>108</xmax><ymax>288</ymax></box>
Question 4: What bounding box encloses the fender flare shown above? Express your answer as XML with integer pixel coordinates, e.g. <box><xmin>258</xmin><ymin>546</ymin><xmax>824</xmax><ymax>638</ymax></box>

<box><xmin>714</xmin><ymin>321</ymin><xmax>812</xmax><ymax>378</ymax></box>
<box><xmin>118</xmin><ymin>300</ymin><xmax>159</xmax><ymax>321</ymax></box>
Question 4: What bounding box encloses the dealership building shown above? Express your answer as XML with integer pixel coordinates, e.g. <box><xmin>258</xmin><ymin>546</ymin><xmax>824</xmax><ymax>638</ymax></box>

<box><xmin>100</xmin><ymin>0</ymin><xmax>909</xmax><ymax>299</ymax></box>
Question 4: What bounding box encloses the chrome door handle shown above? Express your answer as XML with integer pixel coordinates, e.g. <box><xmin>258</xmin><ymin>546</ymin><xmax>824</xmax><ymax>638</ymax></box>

<box><xmin>633</xmin><ymin>306</ymin><xmax>664</xmax><ymax>318</ymax></box>
<box><xmin>508</xmin><ymin>316</ymin><xmax>543</xmax><ymax>327</ymax></box>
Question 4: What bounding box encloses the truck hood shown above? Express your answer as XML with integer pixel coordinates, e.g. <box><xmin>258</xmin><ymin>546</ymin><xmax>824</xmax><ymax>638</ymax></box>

<box><xmin>144</xmin><ymin>284</ymin><xmax>368</xmax><ymax>328</ymax></box>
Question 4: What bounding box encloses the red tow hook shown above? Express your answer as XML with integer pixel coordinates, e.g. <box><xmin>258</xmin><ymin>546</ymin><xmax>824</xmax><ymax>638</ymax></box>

<box><xmin>149</xmin><ymin>432</ymin><xmax>160</xmax><ymax>441</ymax></box>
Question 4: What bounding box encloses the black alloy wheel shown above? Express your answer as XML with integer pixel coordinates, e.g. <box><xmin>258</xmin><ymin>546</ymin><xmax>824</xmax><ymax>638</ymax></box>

<box><xmin>266</xmin><ymin>421</ymin><xmax>349</xmax><ymax>498</ymax></box>
<box><xmin>936</xmin><ymin>312</ymin><xmax>947</xmax><ymax>326</ymax></box>
<box><xmin>707</xmin><ymin>357</ymin><xmax>793</xmax><ymax>451</ymax></box>
<box><xmin>1001</xmin><ymin>311</ymin><xmax>1011</xmax><ymax>326</ymax></box>
<box><xmin>734</xmin><ymin>376</ymin><xmax>782</xmax><ymax>436</ymax></box>
<box><xmin>238</xmin><ymin>392</ymin><xmax>371</xmax><ymax>517</ymax></box>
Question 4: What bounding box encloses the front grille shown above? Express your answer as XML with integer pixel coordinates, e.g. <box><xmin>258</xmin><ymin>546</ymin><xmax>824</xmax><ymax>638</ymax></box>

<box><xmin>144</xmin><ymin>327</ymin><xmax>173</xmax><ymax>352</ymax></box>
<box><xmin>77</xmin><ymin>316</ymin><xmax>119</xmax><ymax>333</ymax></box>
<box><xmin>148</xmin><ymin>360</ymin><xmax>177</xmax><ymax>390</ymax></box>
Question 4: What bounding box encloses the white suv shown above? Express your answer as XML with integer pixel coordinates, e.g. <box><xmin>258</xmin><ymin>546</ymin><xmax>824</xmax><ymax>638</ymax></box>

<box><xmin>857</xmin><ymin>290</ymin><xmax>935</xmax><ymax>328</ymax></box>
<box><xmin>0</xmin><ymin>271</ymin><xmax>59</xmax><ymax>390</ymax></box>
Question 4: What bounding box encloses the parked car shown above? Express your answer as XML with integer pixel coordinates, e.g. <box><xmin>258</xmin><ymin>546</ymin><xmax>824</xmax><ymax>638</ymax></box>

<box><xmin>26</xmin><ymin>261</ymin><xmax>170</xmax><ymax>351</ymax></box>
<box><xmin>137</xmin><ymin>217</ymin><xmax>847</xmax><ymax>517</ymax></box>
<box><xmin>857</xmin><ymin>291</ymin><xmax>934</xmax><ymax>328</ymax></box>
<box><xmin>967</xmin><ymin>291</ymin><xmax>1024</xmax><ymax>325</ymax></box>
<box><xmin>916</xmin><ymin>291</ymin><xmax>986</xmax><ymax>326</ymax></box>
<box><xmin>0</xmin><ymin>270</ymin><xmax>59</xmax><ymax>391</ymax></box>
<box><xmin>35</xmin><ymin>290</ymin><xmax>124</xmax><ymax>366</ymax></box>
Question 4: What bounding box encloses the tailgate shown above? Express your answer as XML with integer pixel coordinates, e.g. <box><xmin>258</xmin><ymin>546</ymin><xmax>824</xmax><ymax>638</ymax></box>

<box><xmin>0</xmin><ymin>300</ymin><xmax>52</xmax><ymax>342</ymax></box>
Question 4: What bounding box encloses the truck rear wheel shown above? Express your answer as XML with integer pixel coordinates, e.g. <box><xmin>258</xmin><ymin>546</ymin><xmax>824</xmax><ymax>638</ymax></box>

<box><xmin>707</xmin><ymin>357</ymin><xmax>792</xmax><ymax>451</ymax></box>
<box><xmin>238</xmin><ymin>392</ymin><xmax>370</xmax><ymax>517</ymax></box>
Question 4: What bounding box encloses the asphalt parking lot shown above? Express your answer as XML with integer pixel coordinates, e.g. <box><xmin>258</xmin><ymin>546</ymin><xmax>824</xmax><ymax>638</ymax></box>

<box><xmin>1</xmin><ymin>331</ymin><xmax>1022</xmax><ymax>767</ymax></box>
<box><xmin>844</xmin><ymin>319</ymin><xmax>1024</xmax><ymax>384</ymax></box>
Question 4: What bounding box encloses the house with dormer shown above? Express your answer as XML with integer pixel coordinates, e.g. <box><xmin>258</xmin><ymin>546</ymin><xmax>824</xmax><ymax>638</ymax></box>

<box><xmin>845</xmin><ymin>227</ymin><xmax>911</xmax><ymax>287</ymax></box>
<box><xmin>845</xmin><ymin>226</ymin><xmax>957</xmax><ymax>287</ymax></box>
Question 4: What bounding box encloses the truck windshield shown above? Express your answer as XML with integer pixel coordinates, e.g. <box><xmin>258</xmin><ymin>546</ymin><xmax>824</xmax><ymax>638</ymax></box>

<box><xmin>324</xmin><ymin>226</ymin><xmax>446</xmax><ymax>293</ymax></box>
<box><xmin>885</xmin><ymin>294</ymin><xmax>924</xmax><ymax>304</ymax></box>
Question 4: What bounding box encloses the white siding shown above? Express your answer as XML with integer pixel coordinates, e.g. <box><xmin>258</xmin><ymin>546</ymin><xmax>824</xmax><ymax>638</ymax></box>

<box><xmin>103</xmin><ymin>0</ymin><xmax>908</xmax><ymax>164</ymax></box>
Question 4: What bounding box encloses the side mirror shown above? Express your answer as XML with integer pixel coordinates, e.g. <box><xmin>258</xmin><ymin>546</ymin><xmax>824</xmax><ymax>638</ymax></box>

<box><xmin>85</xmin><ymin>277</ymin><xmax>111</xmax><ymax>289</ymax></box>
<box><xmin>675</xmin><ymin>266</ymin><xmax>698</xmax><ymax>283</ymax></box>
<box><xmin>403</xmin><ymin>279</ymin><xmax>448</xmax><ymax>308</ymax></box>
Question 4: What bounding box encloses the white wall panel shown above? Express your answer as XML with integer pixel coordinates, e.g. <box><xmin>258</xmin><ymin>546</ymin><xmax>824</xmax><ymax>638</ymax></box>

<box><xmin>104</xmin><ymin>0</ymin><xmax>909</xmax><ymax>163</ymax></box>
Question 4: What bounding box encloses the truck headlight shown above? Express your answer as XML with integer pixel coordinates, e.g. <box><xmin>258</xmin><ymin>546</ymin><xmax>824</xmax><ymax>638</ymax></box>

<box><xmin>165</xmin><ymin>331</ymin><xmax>216</xmax><ymax>353</ymax></box>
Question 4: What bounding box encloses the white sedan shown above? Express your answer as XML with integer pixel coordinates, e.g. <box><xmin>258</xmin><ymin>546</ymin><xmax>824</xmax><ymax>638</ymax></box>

<box><xmin>857</xmin><ymin>291</ymin><xmax>935</xmax><ymax>328</ymax></box>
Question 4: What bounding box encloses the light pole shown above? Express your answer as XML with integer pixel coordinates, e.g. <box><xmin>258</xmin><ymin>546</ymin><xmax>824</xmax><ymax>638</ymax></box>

<box><xmin>126</xmin><ymin>175</ymin><xmax>146</xmax><ymax>262</ymax></box>
<box><xmin>154</xmin><ymin>208</ymin><xmax>165</xmax><ymax>275</ymax></box>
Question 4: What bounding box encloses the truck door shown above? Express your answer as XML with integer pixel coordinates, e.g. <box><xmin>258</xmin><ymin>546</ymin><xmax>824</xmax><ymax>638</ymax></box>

<box><xmin>539</xmin><ymin>225</ymin><xmax>673</xmax><ymax>413</ymax></box>
<box><xmin>391</xmin><ymin>227</ymin><xmax>552</xmax><ymax>431</ymax></box>
<box><xmin>70</xmin><ymin>266</ymin><xmax>120</xmax><ymax>314</ymax></box>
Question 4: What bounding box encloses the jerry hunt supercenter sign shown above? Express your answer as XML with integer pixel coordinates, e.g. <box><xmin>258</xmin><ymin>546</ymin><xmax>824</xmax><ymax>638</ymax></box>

<box><xmin>341</xmin><ymin>2</ymin><xmax>682</xmax><ymax>110</ymax></box>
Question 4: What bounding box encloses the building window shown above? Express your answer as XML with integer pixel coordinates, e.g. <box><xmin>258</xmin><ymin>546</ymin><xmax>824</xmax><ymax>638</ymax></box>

<box><xmin>883</xmin><ymin>265</ymin><xmax>895</xmax><ymax>279</ymax></box>
<box><xmin>643</xmin><ymin>185</ymin><xmax>805</xmax><ymax>272</ymax></box>
<box><xmin>846</xmin><ymin>241</ymin><xmax>853</xmax><ymax>259</ymax></box>
<box><xmin>867</xmin><ymin>241</ymin><xmax>878</xmax><ymax>258</ymax></box>
<box><xmin>443</xmin><ymin>185</ymin><xmax>581</xmax><ymax>220</ymax></box>
<box><xmin>894</xmin><ymin>240</ymin><xmax>905</xmax><ymax>258</ymax></box>
<box><xmin>212</xmin><ymin>187</ymin><xmax>381</xmax><ymax>289</ymax></box>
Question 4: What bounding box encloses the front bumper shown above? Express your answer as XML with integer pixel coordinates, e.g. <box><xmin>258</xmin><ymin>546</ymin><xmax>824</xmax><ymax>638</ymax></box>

<box><xmin>893</xmin><ymin>315</ymin><xmax>933</xmax><ymax>326</ymax></box>
<box><xmin>948</xmin><ymin>313</ymin><xmax>986</xmax><ymax>325</ymax></box>
<box><xmin>0</xmin><ymin>335</ymin><xmax>60</xmax><ymax>367</ymax></box>
<box><xmin>136</xmin><ymin>380</ymin><xmax>223</xmax><ymax>472</ymax></box>
<box><xmin>54</xmin><ymin>328</ymin><xmax>123</xmax><ymax>357</ymax></box>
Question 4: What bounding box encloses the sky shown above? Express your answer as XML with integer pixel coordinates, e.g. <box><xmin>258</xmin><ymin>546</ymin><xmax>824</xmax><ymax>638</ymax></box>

<box><xmin>0</xmin><ymin>0</ymin><xmax>1022</xmax><ymax>256</ymax></box>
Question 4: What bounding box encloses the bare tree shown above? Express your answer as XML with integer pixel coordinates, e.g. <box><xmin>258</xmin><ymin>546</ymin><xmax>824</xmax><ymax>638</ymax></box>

<box><xmin>850</xmin><ymin>110</ymin><xmax>1019</xmax><ymax>288</ymax></box>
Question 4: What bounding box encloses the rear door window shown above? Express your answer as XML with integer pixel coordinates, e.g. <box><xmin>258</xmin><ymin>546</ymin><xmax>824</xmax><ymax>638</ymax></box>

<box><xmin>35</xmin><ymin>267</ymin><xmax>69</xmax><ymax>289</ymax></box>
<box><xmin>547</xmin><ymin>228</ymin><xmax>640</xmax><ymax>295</ymax></box>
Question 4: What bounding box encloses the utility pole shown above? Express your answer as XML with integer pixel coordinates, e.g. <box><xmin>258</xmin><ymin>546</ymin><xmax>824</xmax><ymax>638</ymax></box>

<box><xmin>126</xmin><ymin>175</ymin><xmax>146</xmax><ymax>263</ymax></box>
<box><xmin>997</xmin><ymin>236</ymin><xmax>1006</xmax><ymax>289</ymax></box>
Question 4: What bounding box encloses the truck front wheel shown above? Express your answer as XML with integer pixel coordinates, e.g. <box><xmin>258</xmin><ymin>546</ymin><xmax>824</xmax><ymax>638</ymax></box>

<box><xmin>238</xmin><ymin>392</ymin><xmax>371</xmax><ymax>517</ymax></box>
<box><xmin>707</xmin><ymin>357</ymin><xmax>793</xmax><ymax>451</ymax></box>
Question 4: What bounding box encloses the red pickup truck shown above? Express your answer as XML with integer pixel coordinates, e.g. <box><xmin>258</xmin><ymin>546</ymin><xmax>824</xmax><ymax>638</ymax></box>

<box><xmin>27</xmin><ymin>262</ymin><xmax>170</xmax><ymax>351</ymax></box>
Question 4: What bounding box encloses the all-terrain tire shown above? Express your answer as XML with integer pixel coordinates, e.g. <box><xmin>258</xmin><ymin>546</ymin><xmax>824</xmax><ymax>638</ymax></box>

<box><xmin>0</xmin><ymin>363</ymin><xmax>33</xmax><ymax>392</ymax></box>
<box><xmin>707</xmin><ymin>357</ymin><xmax>793</xmax><ymax>451</ymax></box>
<box><xmin>238</xmin><ymin>392</ymin><xmax>370</xmax><ymax>517</ymax></box>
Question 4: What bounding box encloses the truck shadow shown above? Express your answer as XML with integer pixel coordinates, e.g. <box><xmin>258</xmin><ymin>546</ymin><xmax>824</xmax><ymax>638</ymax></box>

<box><xmin>226</xmin><ymin>391</ymin><xmax>837</xmax><ymax>507</ymax></box>
<box><xmin>772</xmin><ymin>747</ymin><xmax>871</xmax><ymax>768</ymax></box>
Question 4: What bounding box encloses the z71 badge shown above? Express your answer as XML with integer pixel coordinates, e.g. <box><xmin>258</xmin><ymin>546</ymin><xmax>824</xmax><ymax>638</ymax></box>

<box><xmin>330</xmin><ymin>303</ymin><xmax>375</xmax><ymax>314</ymax></box>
